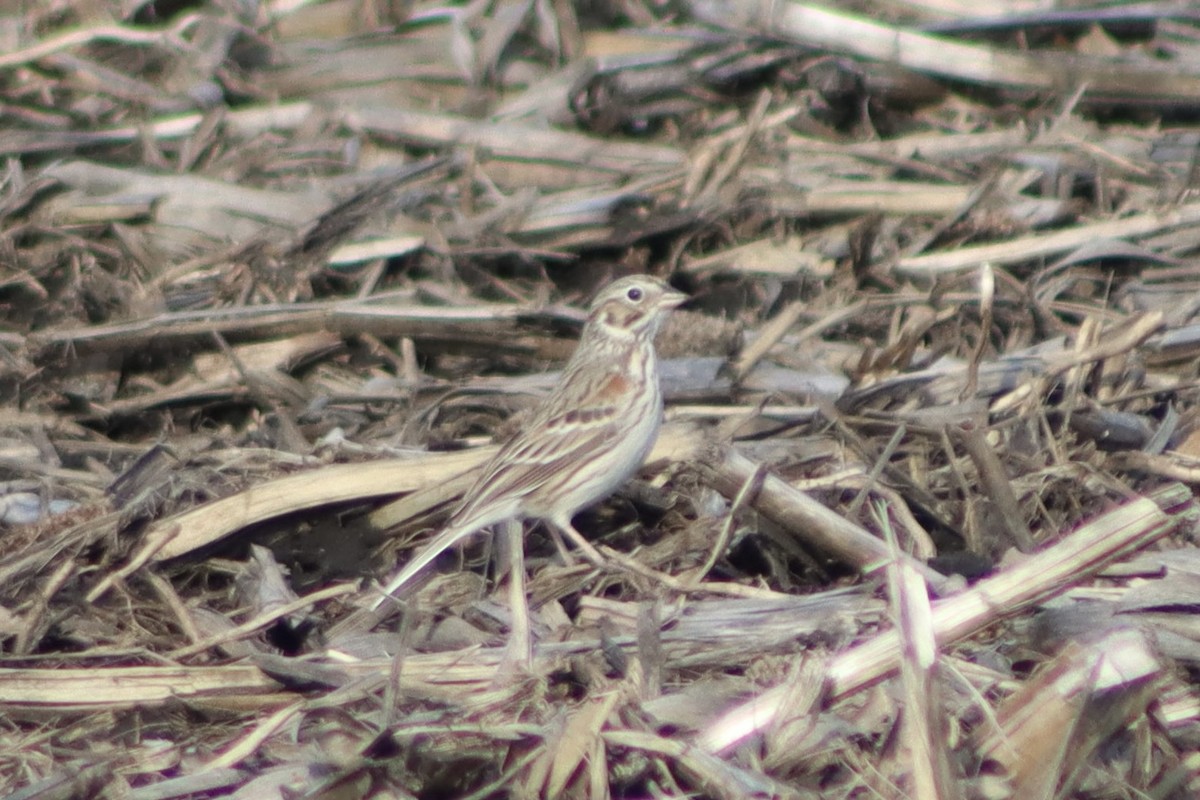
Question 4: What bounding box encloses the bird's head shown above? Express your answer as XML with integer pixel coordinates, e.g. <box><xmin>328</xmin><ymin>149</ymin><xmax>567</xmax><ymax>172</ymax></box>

<box><xmin>587</xmin><ymin>275</ymin><xmax>687</xmax><ymax>341</ymax></box>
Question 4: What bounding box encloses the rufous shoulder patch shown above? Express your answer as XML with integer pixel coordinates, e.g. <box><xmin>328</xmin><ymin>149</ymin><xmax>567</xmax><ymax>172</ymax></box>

<box><xmin>597</xmin><ymin>372</ymin><xmax>630</xmax><ymax>400</ymax></box>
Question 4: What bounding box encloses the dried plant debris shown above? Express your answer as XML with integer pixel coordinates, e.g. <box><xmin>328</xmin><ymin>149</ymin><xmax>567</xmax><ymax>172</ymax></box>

<box><xmin>4</xmin><ymin>0</ymin><xmax>1200</xmax><ymax>797</ymax></box>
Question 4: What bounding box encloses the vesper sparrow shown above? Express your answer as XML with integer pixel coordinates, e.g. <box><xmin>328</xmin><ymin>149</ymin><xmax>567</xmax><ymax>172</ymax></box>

<box><xmin>373</xmin><ymin>275</ymin><xmax>687</xmax><ymax>607</ymax></box>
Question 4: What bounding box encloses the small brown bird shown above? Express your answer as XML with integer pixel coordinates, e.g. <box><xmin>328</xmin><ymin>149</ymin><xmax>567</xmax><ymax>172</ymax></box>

<box><xmin>374</xmin><ymin>275</ymin><xmax>687</xmax><ymax>607</ymax></box>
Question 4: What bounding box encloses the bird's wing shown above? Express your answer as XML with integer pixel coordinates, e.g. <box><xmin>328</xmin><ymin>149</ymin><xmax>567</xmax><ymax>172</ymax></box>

<box><xmin>374</xmin><ymin>368</ymin><xmax>630</xmax><ymax>607</ymax></box>
<box><xmin>449</xmin><ymin>366</ymin><xmax>634</xmax><ymax>528</ymax></box>
<box><xmin>449</xmin><ymin>408</ymin><xmax>617</xmax><ymax>527</ymax></box>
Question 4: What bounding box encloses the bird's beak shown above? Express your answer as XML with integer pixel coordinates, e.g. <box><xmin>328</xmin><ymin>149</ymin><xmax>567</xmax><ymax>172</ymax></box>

<box><xmin>661</xmin><ymin>289</ymin><xmax>689</xmax><ymax>309</ymax></box>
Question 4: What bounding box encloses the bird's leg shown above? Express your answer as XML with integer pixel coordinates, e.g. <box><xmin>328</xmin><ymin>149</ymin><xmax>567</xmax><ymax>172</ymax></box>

<box><xmin>553</xmin><ymin>518</ymin><xmax>669</xmax><ymax>589</ymax></box>
<box><xmin>553</xmin><ymin>518</ymin><xmax>608</xmax><ymax>568</ymax></box>
<box><xmin>498</xmin><ymin>519</ymin><xmax>533</xmax><ymax>673</ymax></box>
<box><xmin>545</xmin><ymin>524</ymin><xmax>576</xmax><ymax>566</ymax></box>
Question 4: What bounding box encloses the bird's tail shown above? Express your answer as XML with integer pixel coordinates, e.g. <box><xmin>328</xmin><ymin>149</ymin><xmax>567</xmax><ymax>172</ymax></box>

<box><xmin>370</xmin><ymin>523</ymin><xmax>482</xmax><ymax>610</ymax></box>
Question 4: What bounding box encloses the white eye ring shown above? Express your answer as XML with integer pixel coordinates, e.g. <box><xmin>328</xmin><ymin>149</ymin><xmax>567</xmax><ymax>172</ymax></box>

<box><xmin>626</xmin><ymin>287</ymin><xmax>643</xmax><ymax>301</ymax></box>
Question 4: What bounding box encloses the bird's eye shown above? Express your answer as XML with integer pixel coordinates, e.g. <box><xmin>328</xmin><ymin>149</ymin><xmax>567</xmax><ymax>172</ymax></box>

<box><xmin>626</xmin><ymin>287</ymin><xmax>643</xmax><ymax>301</ymax></box>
